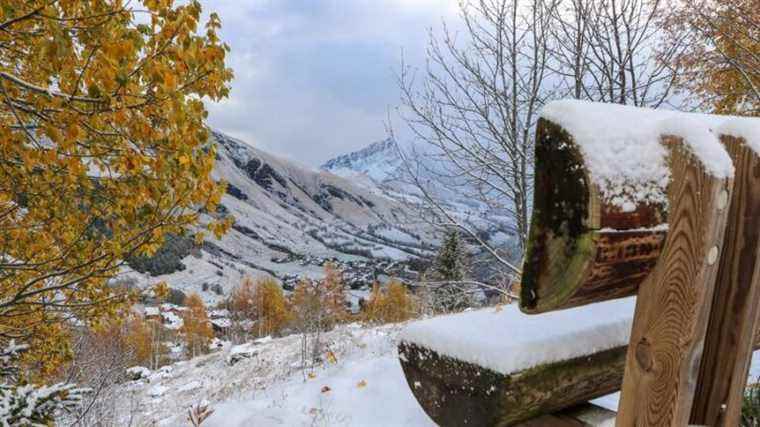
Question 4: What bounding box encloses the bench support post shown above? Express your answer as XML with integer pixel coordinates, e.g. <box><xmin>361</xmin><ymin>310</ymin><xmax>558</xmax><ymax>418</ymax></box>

<box><xmin>617</xmin><ymin>139</ymin><xmax>734</xmax><ymax>426</ymax></box>
<box><xmin>690</xmin><ymin>137</ymin><xmax>760</xmax><ymax>426</ymax></box>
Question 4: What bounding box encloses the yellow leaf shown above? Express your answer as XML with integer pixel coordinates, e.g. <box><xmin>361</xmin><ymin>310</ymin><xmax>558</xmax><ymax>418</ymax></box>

<box><xmin>194</xmin><ymin>232</ymin><xmax>206</xmax><ymax>245</ymax></box>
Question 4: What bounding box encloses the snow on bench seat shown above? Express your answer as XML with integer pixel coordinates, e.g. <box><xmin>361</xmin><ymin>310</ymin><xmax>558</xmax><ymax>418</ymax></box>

<box><xmin>400</xmin><ymin>297</ymin><xmax>635</xmax><ymax>376</ymax></box>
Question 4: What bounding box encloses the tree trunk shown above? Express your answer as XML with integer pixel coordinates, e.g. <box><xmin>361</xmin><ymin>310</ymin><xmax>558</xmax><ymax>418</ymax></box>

<box><xmin>520</xmin><ymin>118</ymin><xmax>667</xmax><ymax>314</ymax></box>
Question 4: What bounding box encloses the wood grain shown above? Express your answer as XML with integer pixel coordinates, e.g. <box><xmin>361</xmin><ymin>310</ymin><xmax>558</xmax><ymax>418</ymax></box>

<box><xmin>521</xmin><ymin>119</ymin><xmax>668</xmax><ymax>314</ymax></box>
<box><xmin>616</xmin><ymin>138</ymin><xmax>734</xmax><ymax>426</ymax></box>
<box><xmin>690</xmin><ymin>136</ymin><xmax>760</xmax><ymax>426</ymax></box>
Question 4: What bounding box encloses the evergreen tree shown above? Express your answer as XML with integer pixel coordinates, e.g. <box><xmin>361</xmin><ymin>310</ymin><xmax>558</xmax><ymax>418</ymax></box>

<box><xmin>433</xmin><ymin>229</ymin><xmax>468</xmax><ymax>281</ymax></box>
<box><xmin>427</xmin><ymin>229</ymin><xmax>474</xmax><ymax>313</ymax></box>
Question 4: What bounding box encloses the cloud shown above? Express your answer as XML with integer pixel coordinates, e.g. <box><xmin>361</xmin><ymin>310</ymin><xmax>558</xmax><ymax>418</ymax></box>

<box><xmin>201</xmin><ymin>0</ymin><xmax>460</xmax><ymax>166</ymax></box>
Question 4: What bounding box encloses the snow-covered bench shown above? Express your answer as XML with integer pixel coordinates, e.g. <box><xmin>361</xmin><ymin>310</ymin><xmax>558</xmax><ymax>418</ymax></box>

<box><xmin>399</xmin><ymin>100</ymin><xmax>760</xmax><ymax>426</ymax></box>
<box><xmin>399</xmin><ymin>298</ymin><xmax>634</xmax><ymax>425</ymax></box>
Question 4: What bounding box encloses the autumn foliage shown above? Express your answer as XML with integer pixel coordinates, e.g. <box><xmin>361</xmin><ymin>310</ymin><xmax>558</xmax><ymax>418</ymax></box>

<box><xmin>230</xmin><ymin>276</ymin><xmax>291</xmax><ymax>337</ymax></box>
<box><xmin>0</xmin><ymin>0</ymin><xmax>232</xmax><ymax>371</ymax></box>
<box><xmin>180</xmin><ymin>294</ymin><xmax>214</xmax><ymax>358</ymax></box>
<box><xmin>363</xmin><ymin>280</ymin><xmax>417</xmax><ymax>324</ymax></box>
<box><xmin>290</xmin><ymin>264</ymin><xmax>347</xmax><ymax>333</ymax></box>
<box><xmin>664</xmin><ymin>0</ymin><xmax>759</xmax><ymax>115</ymax></box>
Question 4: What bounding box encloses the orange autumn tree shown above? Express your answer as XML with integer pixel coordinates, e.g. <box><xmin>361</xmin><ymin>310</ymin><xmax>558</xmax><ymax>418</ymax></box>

<box><xmin>363</xmin><ymin>280</ymin><xmax>417</xmax><ymax>324</ymax></box>
<box><xmin>0</xmin><ymin>0</ymin><xmax>232</xmax><ymax>371</ymax></box>
<box><xmin>290</xmin><ymin>263</ymin><xmax>347</xmax><ymax>334</ymax></box>
<box><xmin>180</xmin><ymin>293</ymin><xmax>214</xmax><ymax>358</ymax></box>
<box><xmin>290</xmin><ymin>264</ymin><xmax>347</xmax><ymax>366</ymax></box>
<box><xmin>251</xmin><ymin>277</ymin><xmax>291</xmax><ymax>337</ymax></box>
<box><xmin>230</xmin><ymin>276</ymin><xmax>291</xmax><ymax>337</ymax></box>
<box><xmin>664</xmin><ymin>0</ymin><xmax>759</xmax><ymax>115</ymax></box>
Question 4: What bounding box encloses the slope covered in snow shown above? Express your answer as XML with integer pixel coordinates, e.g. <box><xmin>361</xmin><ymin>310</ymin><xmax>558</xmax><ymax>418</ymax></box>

<box><xmin>320</xmin><ymin>138</ymin><xmax>522</xmax><ymax>255</ymax></box>
<box><xmin>117</xmin><ymin>323</ymin><xmax>435</xmax><ymax>426</ymax></box>
<box><xmin>119</xmin><ymin>132</ymin><xmax>437</xmax><ymax>304</ymax></box>
<box><xmin>117</xmin><ymin>307</ymin><xmax>760</xmax><ymax>426</ymax></box>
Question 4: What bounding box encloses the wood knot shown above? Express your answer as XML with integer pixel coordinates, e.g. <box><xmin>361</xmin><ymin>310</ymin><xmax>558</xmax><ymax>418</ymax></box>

<box><xmin>635</xmin><ymin>337</ymin><xmax>654</xmax><ymax>372</ymax></box>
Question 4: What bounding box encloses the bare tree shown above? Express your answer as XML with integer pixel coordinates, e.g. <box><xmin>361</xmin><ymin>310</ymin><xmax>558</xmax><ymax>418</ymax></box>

<box><xmin>394</xmin><ymin>0</ymin><xmax>686</xmax><ymax>288</ymax></box>
<box><xmin>550</xmin><ymin>0</ymin><xmax>684</xmax><ymax>107</ymax></box>
<box><xmin>61</xmin><ymin>325</ymin><xmax>134</xmax><ymax>427</ymax></box>
<box><xmin>395</xmin><ymin>0</ymin><xmax>558</xmax><ymax>277</ymax></box>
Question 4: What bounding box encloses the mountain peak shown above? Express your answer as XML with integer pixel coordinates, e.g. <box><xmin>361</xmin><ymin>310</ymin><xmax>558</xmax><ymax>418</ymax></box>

<box><xmin>320</xmin><ymin>138</ymin><xmax>401</xmax><ymax>183</ymax></box>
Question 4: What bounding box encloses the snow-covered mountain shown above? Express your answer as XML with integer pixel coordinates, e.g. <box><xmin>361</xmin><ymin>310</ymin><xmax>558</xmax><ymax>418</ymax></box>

<box><xmin>320</xmin><ymin>138</ymin><xmax>402</xmax><ymax>185</ymax></box>
<box><xmin>321</xmin><ymin>139</ymin><xmax>521</xmax><ymax>256</ymax></box>
<box><xmin>120</xmin><ymin>132</ymin><xmax>437</xmax><ymax>305</ymax></box>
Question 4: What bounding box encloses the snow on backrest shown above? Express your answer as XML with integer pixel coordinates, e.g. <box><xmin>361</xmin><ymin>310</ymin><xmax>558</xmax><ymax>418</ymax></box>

<box><xmin>539</xmin><ymin>100</ymin><xmax>756</xmax><ymax>211</ymax></box>
<box><xmin>399</xmin><ymin>297</ymin><xmax>635</xmax><ymax>375</ymax></box>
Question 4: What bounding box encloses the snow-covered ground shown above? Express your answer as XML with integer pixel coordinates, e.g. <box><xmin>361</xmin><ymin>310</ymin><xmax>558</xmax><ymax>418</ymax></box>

<box><xmin>120</xmin><ymin>323</ymin><xmax>434</xmax><ymax>426</ymax></box>
<box><xmin>121</xmin><ymin>304</ymin><xmax>760</xmax><ymax>426</ymax></box>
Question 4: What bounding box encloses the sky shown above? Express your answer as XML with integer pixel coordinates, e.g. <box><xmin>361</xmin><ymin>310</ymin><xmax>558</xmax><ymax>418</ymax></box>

<box><xmin>201</xmin><ymin>0</ymin><xmax>461</xmax><ymax>166</ymax></box>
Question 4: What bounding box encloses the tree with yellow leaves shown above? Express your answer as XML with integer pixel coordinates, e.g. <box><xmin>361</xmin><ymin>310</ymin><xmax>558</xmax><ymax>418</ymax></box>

<box><xmin>252</xmin><ymin>277</ymin><xmax>291</xmax><ymax>338</ymax></box>
<box><xmin>663</xmin><ymin>0</ymin><xmax>759</xmax><ymax>115</ymax></box>
<box><xmin>0</xmin><ymin>0</ymin><xmax>232</xmax><ymax>372</ymax></box>
<box><xmin>180</xmin><ymin>294</ymin><xmax>214</xmax><ymax>358</ymax></box>
<box><xmin>124</xmin><ymin>314</ymin><xmax>161</xmax><ymax>368</ymax></box>
<box><xmin>363</xmin><ymin>280</ymin><xmax>417</xmax><ymax>324</ymax></box>
<box><xmin>229</xmin><ymin>276</ymin><xmax>291</xmax><ymax>338</ymax></box>
<box><xmin>229</xmin><ymin>277</ymin><xmax>257</xmax><ymax>322</ymax></box>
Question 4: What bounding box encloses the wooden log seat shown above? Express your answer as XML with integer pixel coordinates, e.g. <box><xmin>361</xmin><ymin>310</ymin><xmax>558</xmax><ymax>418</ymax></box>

<box><xmin>398</xmin><ymin>298</ymin><xmax>635</xmax><ymax>426</ymax></box>
<box><xmin>520</xmin><ymin>100</ymin><xmax>754</xmax><ymax>314</ymax></box>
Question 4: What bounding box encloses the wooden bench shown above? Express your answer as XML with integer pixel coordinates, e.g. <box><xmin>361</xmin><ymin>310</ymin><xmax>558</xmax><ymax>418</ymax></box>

<box><xmin>398</xmin><ymin>100</ymin><xmax>760</xmax><ymax>426</ymax></box>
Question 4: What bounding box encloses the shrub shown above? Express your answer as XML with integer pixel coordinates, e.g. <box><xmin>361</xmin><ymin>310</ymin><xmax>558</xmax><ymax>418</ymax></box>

<box><xmin>0</xmin><ymin>342</ymin><xmax>86</xmax><ymax>425</ymax></box>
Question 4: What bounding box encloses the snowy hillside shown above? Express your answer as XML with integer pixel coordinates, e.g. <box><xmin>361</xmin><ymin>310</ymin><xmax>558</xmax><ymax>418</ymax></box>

<box><xmin>119</xmin><ymin>132</ymin><xmax>438</xmax><ymax>304</ymax></box>
<box><xmin>321</xmin><ymin>139</ymin><xmax>521</xmax><ymax>253</ymax></box>
<box><xmin>115</xmin><ymin>322</ymin><xmax>435</xmax><ymax>427</ymax></box>
<box><xmin>115</xmin><ymin>309</ymin><xmax>760</xmax><ymax>426</ymax></box>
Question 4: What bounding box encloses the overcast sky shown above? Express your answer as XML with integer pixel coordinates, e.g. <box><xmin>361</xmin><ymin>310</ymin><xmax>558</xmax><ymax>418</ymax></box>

<box><xmin>201</xmin><ymin>0</ymin><xmax>460</xmax><ymax>166</ymax></box>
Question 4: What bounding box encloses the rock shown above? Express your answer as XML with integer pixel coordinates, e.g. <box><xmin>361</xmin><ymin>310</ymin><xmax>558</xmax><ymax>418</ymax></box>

<box><xmin>126</xmin><ymin>366</ymin><xmax>151</xmax><ymax>381</ymax></box>
<box><xmin>228</xmin><ymin>343</ymin><xmax>258</xmax><ymax>365</ymax></box>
